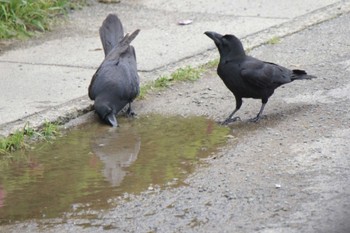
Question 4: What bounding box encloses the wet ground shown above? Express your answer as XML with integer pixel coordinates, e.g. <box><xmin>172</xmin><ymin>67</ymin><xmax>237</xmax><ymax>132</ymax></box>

<box><xmin>0</xmin><ymin>115</ymin><xmax>230</xmax><ymax>224</ymax></box>
<box><xmin>1</xmin><ymin>10</ymin><xmax>350</xmax><ymax>233</ymax></box>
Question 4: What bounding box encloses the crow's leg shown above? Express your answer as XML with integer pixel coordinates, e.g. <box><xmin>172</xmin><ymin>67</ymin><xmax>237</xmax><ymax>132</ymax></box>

<box><xmin>126</xmin><ymin>103</ymin><xmax>136</xmax><ymax>117</ymax></box>
<box><xmin>221</xmin><ymin>97</ymin><xmax>242</xmax><ymax>125</ymax></box>
<box><xmin>222</xmin><ymin>109</ymin><xmax>240</xmax><ymax>124</ymax></box>
<box><xmin>249</xmin><ymin>102</ymin><xmax>266</xmax><ymax>122</ymax></box>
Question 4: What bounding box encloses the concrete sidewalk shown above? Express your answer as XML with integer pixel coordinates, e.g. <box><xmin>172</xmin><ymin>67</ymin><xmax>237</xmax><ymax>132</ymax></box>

<box><xmin>0</xmin><ymin>0</ymin><xmax>349</xmax><ymax>137</ymax></box>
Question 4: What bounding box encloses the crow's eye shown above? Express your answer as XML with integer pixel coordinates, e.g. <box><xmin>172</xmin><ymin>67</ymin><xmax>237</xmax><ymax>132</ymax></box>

<box><xmin>223</xmin><ymin>36</ymin><xmax>232</xmax><ymax>44</ymax></box>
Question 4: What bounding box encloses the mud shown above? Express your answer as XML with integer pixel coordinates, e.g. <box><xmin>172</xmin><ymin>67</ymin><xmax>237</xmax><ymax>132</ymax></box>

<box><xmin>1</xmin><ymin>10</ymin><xmax>350</xmax><ymax>233</ymax></box>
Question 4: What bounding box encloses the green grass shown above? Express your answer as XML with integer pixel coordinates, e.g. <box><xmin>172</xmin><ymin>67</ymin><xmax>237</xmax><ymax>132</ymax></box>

<box><xmin>202</xmin><ymin>58</ymin><xmax>219</xmax><ymax>69</ymax></box>
<box><xmin>138</xmin><ymin>60</ymin><xmax>224</xmax><ymax>99</ymax></box>
<box><xmin>267</xmin><ymin>36</ymin><xmax>281</xmax><ymax>45</ymax></box>
<box><xmin>0</xmin><ymin>130</ymin><xmax>26</xmax><ymax>154</ymax></box>
<box><xmin>0</xmin><ymin>0</ymin><xmax>86</xmax><ymax>39</ymax></box>
<box><xmin>138</xmin><ymin>65</ymin><xmax>205</xmax><ymax>99</ymax></box>
<box><xmin>41</xmin><ymin>121</ymin><xmax>59</xmax><ymax>138</ymax></box>
<box><xmin>0</xmin><ymin>121</ymin><xmax>59</xmax><ymax>155</ymax></box>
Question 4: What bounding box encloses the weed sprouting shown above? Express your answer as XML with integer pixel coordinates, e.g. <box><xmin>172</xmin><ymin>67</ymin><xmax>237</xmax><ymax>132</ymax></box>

<box><xmin>0</xmin><ymin>130</ymin><xmax>26</xmax><ymax>154</ymax></box>
<box><xmin>0</xmin><ymin>121</ymin><xmax>60</xmax><ymax>155</ymax></box>
<box><xmin>267</xmin><ymin>36</ymin><xmax>281</xmax><ymax>45</ymax></box>
<box><xmin>202</xmin><ymin>59</ymin><xmax>219</xmax><ymax>69</ymax></box>
<box><xmin>0</xmin><ymin>0</ymin><xmax>87</xmax><ymax>39</ymax></box>
<box><xmin>138</xmin><ymin>65</ymin><xmax>205</xmax><ymax>99</ymax></box>
<box><xmin>41</xmin><ymin>121</ymin><xmax>59</xmax><ymax>139</ymax></box>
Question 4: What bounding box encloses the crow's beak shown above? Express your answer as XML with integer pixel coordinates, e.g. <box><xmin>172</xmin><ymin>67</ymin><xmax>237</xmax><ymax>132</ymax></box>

<box><xmin>204</xmin><ymin>31</ymin><xmax>223</xmax><ymax>44</ymax></box>
<box><xmin>106</xmin><ymin>113</ymin><xmax>118</xmax><ymax>127</ymax></box>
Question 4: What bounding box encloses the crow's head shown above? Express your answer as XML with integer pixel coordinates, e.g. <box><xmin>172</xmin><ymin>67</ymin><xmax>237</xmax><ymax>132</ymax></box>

<box><xmin>94</xmin><ymin>100</ymin><xmax>118</xmax><ymax>127</ymax></box>
<box><xmin>204</xmin><ymin>31</ymin><xmax>245</xmax><ymax>59</ymax></box>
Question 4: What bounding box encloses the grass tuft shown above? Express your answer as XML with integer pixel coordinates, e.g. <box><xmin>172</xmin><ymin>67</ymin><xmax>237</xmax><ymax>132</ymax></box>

<box><xmin>172</xmin><ymin>66</ymin><xmax>203</xmax><ymax>82</ymax></box>
<box><xmin>202</xmin><ymin>58</ymin><xmax>219</xmax><ymax>69</ymax></box>
<box><xmin>0</xmin><ymin>130</ymin><xmax>26</xmax><ymax>154</ymax></box>
<box><xmin>41</xmin><ymin>121</ymin><xmax>59</xmax><ymax>139</ymax></box>
<box><xmin>154</xmin><ymin>75</ymin><xmax>170</xmax><ymax>88</ymax></box>
<box><xmin>138</xmin><ymin>65</ymin><xmax>204</xmax><ymax>99</ymax></box>
<box><xmin>267</xmin><ymin>36</ymin><xmax>281</xmax><ymax>45</ymax></box>
<box><xmin>0</xmin><ymin>121</ymin><xmax>60</xmax><ymax>155</ymax></box>
<box><xmin>0</xmin><ymin>0</ymin><xmax>87</xmax><ymax>39</ymax></box>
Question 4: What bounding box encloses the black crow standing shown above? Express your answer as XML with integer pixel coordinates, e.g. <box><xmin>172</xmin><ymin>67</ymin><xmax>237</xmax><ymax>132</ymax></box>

<box><xmin>89</xmin><ymin>14</ymin><xmax>140</xmax><ymax>126</ymax></box>
<box><xmin>205</xmin><ymin>31</ymin><xmax>316</xmax><ymax>124</ymax></box>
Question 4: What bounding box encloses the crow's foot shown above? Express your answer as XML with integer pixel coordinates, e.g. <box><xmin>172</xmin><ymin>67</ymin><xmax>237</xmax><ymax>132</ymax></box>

<box><xmin>126</xmin><ymin>111</ymin><xmax>136</xmax><ymax>118</ymax></box>
<box><xmin>248</xmin><ymin>115</ymin><xmax>263</xmax><ymax>123</ymax></box>
<box><xmin>126</xmin><ymin>105</ymin><xmax>136</xmax><ymax>118</ymax></box>
<box><xmin>221</xmin><ymin>116</ymin><xmax>241</xmax><ymax>125</ymax></box>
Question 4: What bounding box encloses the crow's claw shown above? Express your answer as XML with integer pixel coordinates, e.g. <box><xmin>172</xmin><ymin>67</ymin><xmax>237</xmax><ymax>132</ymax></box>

<box><xmin>221</xmin><ymin>116</ymin><xmax>241</xmax><ymax>125</ymax></box>
<box><xmin>126</xmin><ymin>111</ymin><xmax>136</xmax><ymax>118</ymax></box>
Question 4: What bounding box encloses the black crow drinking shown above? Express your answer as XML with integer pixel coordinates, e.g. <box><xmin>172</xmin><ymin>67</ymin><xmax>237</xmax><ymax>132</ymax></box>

<box><xmin>89</xmin><ymin>14</ymin><xmax>140</xmax><ymax>126</ymax></box>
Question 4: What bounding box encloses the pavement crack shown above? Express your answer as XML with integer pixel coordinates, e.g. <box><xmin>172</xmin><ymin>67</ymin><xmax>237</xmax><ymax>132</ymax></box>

<box><xmin>0</xmin><ymin>60</ymin><xmax>96</xmax><ymax>70</ymax></box>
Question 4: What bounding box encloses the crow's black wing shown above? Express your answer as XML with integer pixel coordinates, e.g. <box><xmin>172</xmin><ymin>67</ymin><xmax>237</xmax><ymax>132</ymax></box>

<box><xmin>89</xmin><ymin>29</ymin><xmax>140</xmax><ymax>101</ymax></box>
<box><xmin>88</xmin><ymin>66</ymin><xmax>102</xmax><ymax>100</ymax></box>
<box><xmin>240</xmin><ymin>57</ymin><xmax>292</xmax><ymax>89</ymax></box>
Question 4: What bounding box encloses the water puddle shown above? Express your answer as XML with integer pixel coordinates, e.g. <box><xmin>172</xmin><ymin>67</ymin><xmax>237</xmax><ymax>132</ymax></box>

<box><xmin>0</xmin><ymin>114</ymin><xmax>230</xmax><ymax>224</ymax></box>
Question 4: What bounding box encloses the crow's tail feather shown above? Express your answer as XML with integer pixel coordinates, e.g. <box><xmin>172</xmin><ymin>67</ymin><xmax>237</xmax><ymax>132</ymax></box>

<box><xmin>119</xmin><ymin>29</ymin><xmax>140</xmax><ymax>48</ymax></box>
<box><xmin>105</xmin><ymin>29</ymin><xmax>140</xmax><ymax>61</ymax></box>
<box><xmin>291</xmin><ymin>69</ymin><xmax>317</xmax><ymax>81</ymax></box>
<box><xmin>99</xmin><ymin>14</ymin><xmax>124</xmax><ymax>57</ymax></box>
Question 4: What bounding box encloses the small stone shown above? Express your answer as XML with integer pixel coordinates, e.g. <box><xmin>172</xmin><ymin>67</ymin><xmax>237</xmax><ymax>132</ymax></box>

<box><xmin>178</xmin><ymin>19</ymin><xmax>193</xmax><ymax>25</ymax></box>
